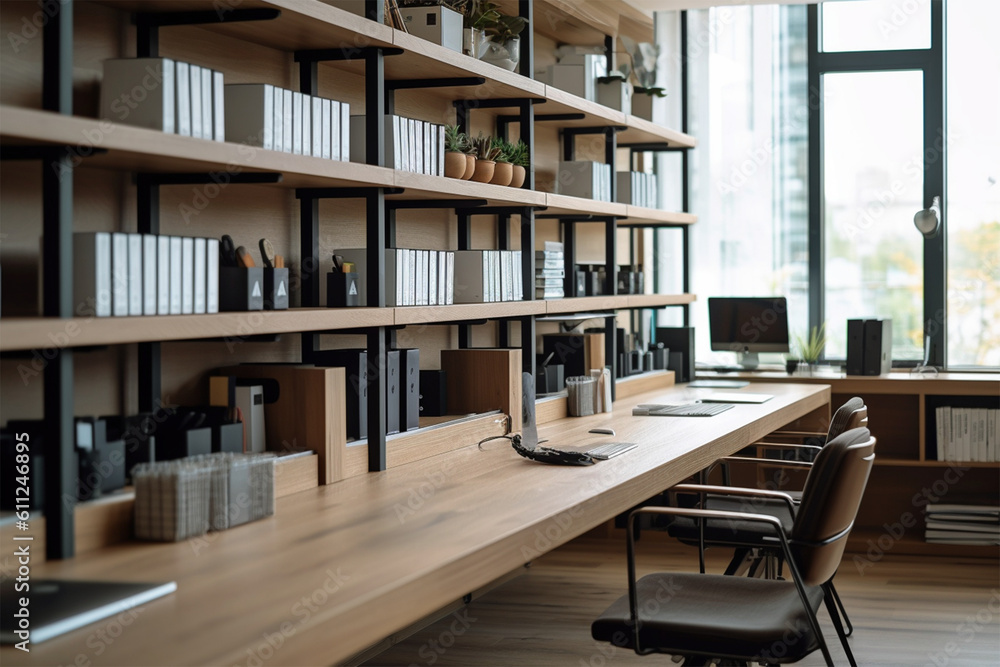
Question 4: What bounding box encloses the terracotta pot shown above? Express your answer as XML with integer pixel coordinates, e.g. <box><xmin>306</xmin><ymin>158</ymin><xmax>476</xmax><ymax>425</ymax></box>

<box><xmin>471</xmin><ymin>159</ymin><xmax>495</xmax><ymax>183</ymax></box>
<box><xmin>509</xmin><ymin>165</ymin><xmax>526</xmax><ymax>188</ymax></box>
<box><xmin>444</xmin><ymin>151</ymin><xmax>467</xmax><ymax>179</ymax></box>
<box><xmin>461</xmin><ymin>154</ymin><xmax>476</xmax><ymax>180</ymax></box>
<box><xmin>490</xmin><ymin>161</ymin><xmax>513</xmax><ymax>186</ymax></box>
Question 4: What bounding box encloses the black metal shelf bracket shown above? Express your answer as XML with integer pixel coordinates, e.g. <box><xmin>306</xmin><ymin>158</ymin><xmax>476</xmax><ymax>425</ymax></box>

<box><xmin>387</xmin><ymin>199</ymin><xmax>488</xmax><ymax>210</ymax></box>
<box><xmin>294</xmin><ymin>186</ymin><xmax>393</xmax><ymax>472</ymax></box>
<box><xmin>134</xmin><ymin>8</ymin><xmax>281</xmax><ymax>58</ymax></box>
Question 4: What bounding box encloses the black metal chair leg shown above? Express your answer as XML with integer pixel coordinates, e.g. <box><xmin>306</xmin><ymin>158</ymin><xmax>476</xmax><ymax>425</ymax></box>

<box><xmin>723</xmin><ymin>547</ymin><xmax>752</xmax><ymax>575</ymax></box>
<box><xmin>822</xmin><ymin>582</ymin><xmax>858</xmax><ymax>667</ymax></box>
<box><xmin>828</xmin><ymin>580</ymin><xmax>854</xmax><ymax>636</ymax></box>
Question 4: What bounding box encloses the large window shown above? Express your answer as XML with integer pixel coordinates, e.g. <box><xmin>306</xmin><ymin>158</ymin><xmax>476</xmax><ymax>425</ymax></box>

<box><xmin>674</xmin><ymin>4</ymin><xmax>809</xmax><ymax>366</ymax></box>
<box><xmin>945</xmin><ymin>2</ymin><xmax>1000</xmax><ymax>367</ymax></box>
<box><xmin>667</xmin><ymin>0</ymin><xmax>998</xmax><ymax>369</ymax></box>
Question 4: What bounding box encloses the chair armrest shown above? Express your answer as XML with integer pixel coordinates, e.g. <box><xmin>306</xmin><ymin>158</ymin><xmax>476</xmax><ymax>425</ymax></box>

<box><xmin>762</xmin><ymin>429</ymin><xmax>827</xmax><ymax>438</ymax></box>
<box><xmin>671</xmin><ymin>483</ymin><xmax>797</xmax><ymax>514</ymax></box>
<box><xmin>623</xmin><ymin>506</ymin><xmax>816</xmax><ymax>655</ymax></box>
<box><xmin>721</xmin><ymin>456</ymin><xmax>814</xmax><ymax>470</ymax></box>
<box><xmin>752</xmin><ymin>442</ymin><xmax>823</xmax><ymax>453</ymax></box>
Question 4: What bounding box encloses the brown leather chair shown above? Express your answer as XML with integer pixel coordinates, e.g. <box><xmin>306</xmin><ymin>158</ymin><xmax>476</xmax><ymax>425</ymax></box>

<box><xmin>665</xmin><ymin>398</ymin><xmax>869</xmax><ymax>640</ymax></box>
<box><xmin>592</xmin><ymin>427</ymin><xmax>876</xmax><ymax>666</ymax></box>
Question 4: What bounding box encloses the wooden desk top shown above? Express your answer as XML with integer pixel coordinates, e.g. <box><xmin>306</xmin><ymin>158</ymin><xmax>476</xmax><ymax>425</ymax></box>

<box><xmin>696</xmin><ymin>370</ymin><xmax>1000</xmax><ymax>396</ymax></box>
<box><xmin>3</xmin><ymin>382</ymin><xmax>829</xmax><ymax>666</ymax></box>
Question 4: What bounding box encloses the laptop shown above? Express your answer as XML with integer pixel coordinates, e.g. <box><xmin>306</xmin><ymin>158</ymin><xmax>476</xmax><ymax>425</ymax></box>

<box><xmin>1</xmin><ymin>579</ymin><xmax>176</xmax><ymax>645</ymax></box>
<box><xmin>700</xmin><ymin>392</ymin><xmax>773</xmax><ymax>404</ymax></box>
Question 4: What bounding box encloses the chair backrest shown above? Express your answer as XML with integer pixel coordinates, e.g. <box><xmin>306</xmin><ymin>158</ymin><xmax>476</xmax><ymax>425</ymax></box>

<box><xmin>790</xmin><ymin>427</ymin><xmax>876</xmax><ymax>586</ymax></box>
<box><xmin>826</xmin><ymin>397</ymin><xmax>868</xmax><ymax>442</ymax></box>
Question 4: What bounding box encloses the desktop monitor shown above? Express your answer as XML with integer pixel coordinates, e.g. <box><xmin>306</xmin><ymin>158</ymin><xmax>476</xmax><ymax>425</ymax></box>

<box><xmin>708</xmin><ymin>297</ymin><xmax>790</xmax><ymax>370</ymax></box>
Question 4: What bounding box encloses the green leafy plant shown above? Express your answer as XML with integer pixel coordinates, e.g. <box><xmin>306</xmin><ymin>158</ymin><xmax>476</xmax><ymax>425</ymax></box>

<box><xmin>506</xmin><ymin>139</ymin><xmax>529</xmax><ymax>168</ymax></box>
<box><xmin>794</xmin><ymin>323</ymin><xmax>827</xmax><ymax>363</ymax></box>
<box><xmin>466</xmin><ymin>0</ymin><xmax>526</xmax><ymax>40</ymax></box>
<box><xmin>492</xmin><ymin>137</ymin><xmax>512</xmax><ymax>164</ymax></box>
<box><xmin>472</xmin><ymin>133</ymin><xmax>501</xmax><ymax>162</ymax></box>
<box><xmin>444</xmin><ymin>124</ymin><xmax>469</xmax><ymax>153</ymax></box>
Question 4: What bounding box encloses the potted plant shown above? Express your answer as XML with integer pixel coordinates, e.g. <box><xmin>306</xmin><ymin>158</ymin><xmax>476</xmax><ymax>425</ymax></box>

<box><xmin>489</xmin><ymin>137</ymin><xmax>513</xmax><ymax>186</ymax></box>
<box><xmin>468</xmin><ymin>0</ymin><xmax>526</xmax><ymax>71</ymax></box>
<box><xmin>507</xmin><ymin>139</ymin><xmax>529</xmax><ymax>188</ymax></box>
<box><xmin>444</xmin><ymin>124</ymin><xmax>470</xmax><ymax>179</ymax></box>
<box><xmin>470</xmin><ymin>133</ymin><xmax>500</xmax><ymax>183</ymax></box>
<box><xmin>621</xmin><ymin>36</ymin><xmax>666</xmax><ymax>121</ymax></box>
<box><xmin>794</xmin><ymin>323</ymin><xmax>827</xmax><ymax>375</ymax></box>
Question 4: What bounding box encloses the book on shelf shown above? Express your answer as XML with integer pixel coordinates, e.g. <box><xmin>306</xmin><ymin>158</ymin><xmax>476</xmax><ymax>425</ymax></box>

<box><xmin>175</xmin><ymin>62</ymin><xmax>191</xmax><ymax>137</ymax></box>
<box><xmin>190</xmin><ymin>64</ymin><xmax>202</xmax><ymax>139</ymax></box>
<box><xmin>934</xmin><ymin>406</ymin><xmax>999</xmax><ymax>462</ymax></box>
<box><xmin>302</xmin><ymin>91</ymin><xmax>312</xmax><ymax>156</ymax></box>
<box><xmin>336</xmin><ymin>248</ymin><xmax>456</xmax><ymax>307</ymax></box>
<box><xmin>292</xmin><ymin>91</ymin><xmax>303</xmax><ymax>155</ymax></box>
<box><xmin>925</xmin><ymin>502</ymin><xmax>1000</xmax><ymax>544</ymax></box>
<box><xmin>72</xmin><ymin>232</ymin><xmax>112</xmax><ymax>318</ymax></box>
<box><xmin>282</xmin><ymin>89</ymin><xmax>293</xmax><ymax>154</ymax></box>
<box><xmin>200</xmin><ymin>66</ymin><xmax>213</xmax><ymax>140</ymax></box>
<box><xmin>558</xmin><ymin>161</ymin><xmax>613</xmax><ymax>202</ymax></box>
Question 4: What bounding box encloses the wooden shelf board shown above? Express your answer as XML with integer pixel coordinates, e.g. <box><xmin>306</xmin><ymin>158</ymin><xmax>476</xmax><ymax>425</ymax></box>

<box><xmin>393</xmin><ymin>301</ymin><xmax>546</xmax><ymax>326</ymax></box>
<box><xmin>390</xmin><ymin>31</ymin><xmax>547</xmax><ymax>100</ymax></box>
<box><xmin>625</xmin><ymin>293</ymin><xmax>696</xmax><ymax>309</ymax></box>
<box><xmin>621</xmin><ymin>207</ymin><xmax>698</xmax><ymax>226</ymax></box>
<box><xmin>498</xmin><ymin>0</ymin><xmax>653</xmax><ymax>45</ymax></box>
<box><xmin>0</xmin><ymin>106</ymin><xmax>395</xmax><ymax>190</ymax></box>
<box><xmin>541</xmin><ymin>85</ymin><xmax>628</xmax><ymax>128</ymax></box>
<box><xmin>0</xmin><ymin>308</ymin><xmax>392</xmax><ymax>351</ymax></box>
<box><xmin>96</xmin><ymin>0</ymin><xmax>394</xmax><ymax>52</ymax></box>
<box><xmin>391</xmin><ymin>170</ymin><xmax>546</xmax><ymax>206</ymax></box>
<box><xmin>544</xmin><ymin>295</ymin><xmax>625</xmax><ymax>313</ymax></box>
<box><xmin>543</xmin><ymin>192</ymin><xmax>627</xmax><ymax>217</ymax></box>
<box><xmin>620</xmin><ymin>115</ymin><xmax>698</xmax><ymax>148</ymax></box>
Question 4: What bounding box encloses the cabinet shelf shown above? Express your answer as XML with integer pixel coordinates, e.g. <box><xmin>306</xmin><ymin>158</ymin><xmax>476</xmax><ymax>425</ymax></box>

<box><xmin>0</xmin><ymin>105</ymin><xmax>396</xmax><ymax>190</ymax></box>
<box><xmin>621</xmin><ymin>208</ymin><xmax>698</xmax><ymax>226</ymax></box>
<box><xmin>393</xmin><ymin>301</ymin><xmax>546</xmax><ymax>326</ymax></box>
<box><xmin>0</xmin><ymin>308</ymin><xmax>393</xmax><ymax>351</ymax></box>
<box><xmin>98</xmin><ymin>0</ymin><xmax>396</xmax><ymax>52</ymax></box>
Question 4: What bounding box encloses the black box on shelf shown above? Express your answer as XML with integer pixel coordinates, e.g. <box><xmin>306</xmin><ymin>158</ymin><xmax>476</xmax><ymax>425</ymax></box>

<box><xmin>103</xmin><ymin>413</ymin><xmax>158</xmax><ymax>481</ymax></box>
<box><xmin>657</xmin><ymin>327</ymin><xmax>695</xmax><ymax>383</ymax></box>
<box><xmin>386</xmin><ymin>349</ymin><xmax>401</xmax><ymax>436</ymax></box>
<box><xmin>158</xmin><ymin>427</ymin><xmax>213</xmax><ymax>461</ymax></box>
<box><xmin>313</xmin><ymin>349</ymin><xmax>368</xmax><ymax>440</ymax></box>
<box><xmin>327</xmin><ymin>271</ymin><xmax>360</xmax><ymax>307</ymax></box>
<box><xmin>398</xmin><ymin>348</ymin><xmax>421</xmax><ymax>432</ymax></box>
<box><xmin>419</xmin><ymin>370</ymin><xmax>448</xmax><ymax>417</ymax></box>
<box><xmin>220</xmin><ymin>266</ymin><xmax>264</xmax><ymax>311</ymax></box>
<box><xmin>846</xmin><ymin>319</ymin><xmax>865</xmax><ymax>375</ymax></box>
<box><xmin>863</xmin><ymin>319</ymin><xmax>893</xmax><ymax>376</ymax></box>
<box><xmin>263</xmin><ymin>267</ymin><xmax>289</xmax><ymax>310</ymax></box>
<box><xmin>535</xmin><ymin>354</ymin><xmax>565</xmax><ymax>394</ymax></box>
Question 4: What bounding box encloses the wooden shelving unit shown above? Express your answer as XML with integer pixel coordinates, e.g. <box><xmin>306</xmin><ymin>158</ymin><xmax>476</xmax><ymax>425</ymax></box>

<box><xmin>0</xmin><ymin>0</ymin><xmax>698</xmax><ymax>560</ymax></box>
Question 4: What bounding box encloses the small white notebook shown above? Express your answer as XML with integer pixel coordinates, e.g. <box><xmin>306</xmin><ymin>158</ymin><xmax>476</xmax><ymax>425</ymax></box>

<box><xmin>700</xmin><ymin>392</ymin><xmax>773</xmax><ymax>404</ymax></box>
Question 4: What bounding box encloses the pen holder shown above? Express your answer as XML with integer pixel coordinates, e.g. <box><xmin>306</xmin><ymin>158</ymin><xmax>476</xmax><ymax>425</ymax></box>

<box><xmin>566</xmin><ymin>376</ymin><xmax>596</xmax><ymax>417</ymax></box>
<box><xmin>263</xmin><ymin>267</ymin><xmax>289</xmax><ymax>310</ymax></box>
<box><xmin>220</xmin><ymin>267</ymin><xmax>264</xmax><ymax>311</ymax></box>
<box><xmin>327</xmin><ymin>271</ymin><xmax>360</xmax><ymax>307</ymax></box>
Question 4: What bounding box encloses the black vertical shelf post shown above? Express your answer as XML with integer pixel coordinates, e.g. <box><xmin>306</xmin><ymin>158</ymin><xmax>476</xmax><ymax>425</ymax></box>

<box><xmin>518</xmin><ymin>0</ymin><xmax>534</xmax><ymax>80</ymax></box>
<box><xmin>457</xmin><ymin>211</ymin><xmax>472</xmax><ymax>349</ymax></box>
<box><xmin>41</xmin><ymin>0</ymin><xmax>75</xmax><ymax>560</ymax></box>
<box><xmin>604</xmin><ymin>216</ymin><xmax>618</xmax><ymax>400</ymax></box>
<box><xmin>520</xmin><ymin>206</ymin><xmax>536</xmax><ymax>378</ymax></box>
<box><xmin>135</xmin><ymin>175</ymin><xmax>161</xmax><ymax>413</ymax></box>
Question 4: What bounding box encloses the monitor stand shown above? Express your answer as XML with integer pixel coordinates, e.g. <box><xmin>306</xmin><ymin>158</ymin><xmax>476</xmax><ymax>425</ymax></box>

<box><xmin>738</xmin><ymin>351</ymin><xmax>760</xmax><ymax>371</ymax></box>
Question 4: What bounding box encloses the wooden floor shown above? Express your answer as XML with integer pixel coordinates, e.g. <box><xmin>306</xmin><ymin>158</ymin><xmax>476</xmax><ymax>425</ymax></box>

<box><xmin>363</xmin><ymin>535</ymin><xmax>1000</xmax><ymax>666</ymax></box>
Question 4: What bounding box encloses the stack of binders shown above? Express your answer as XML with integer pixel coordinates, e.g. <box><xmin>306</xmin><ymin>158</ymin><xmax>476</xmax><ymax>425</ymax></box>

<box><xmin>336</xmin><ymin>248</ymin><xmax>456</xmax><ymax>307</ymax></box>
<box><xmin>536</xmin><ymin>241</ymin><xmax>565</xmax><ymax>299</ymax></box>
<box><xmin>100</xmin><ymin>58</ymin><xmax>226</xmax><ymax>141</ymax></box>
<box><xmin>453</xmin><ymin>250</ymin><xmax>523</xmax><ymax>303</ymax></box>
<box><xmin>924</xmin><ymin>504</ymin><xmax>999</xmax><ymax>545</ymax></box>
<box><xmin>616</xmin><ymin>171</ymin><xmax>658</xmax><ymax>208</ymax></box>
<box><xmin>74</xmin><ymin>232</ymin><xmax>219</xmax><ymax>317</ymax></box>
<box><xmin>349</xmin><ymin>115</ymin><xmax>446</xmax><ymax>175</ymax></box>
<box><xmin>558</xmin><ymin>161</ymin><xmax>613</xmax><ymax>202</ymax></box>
<box><xmin>224</xmin><ymin>84</ymin><xmax>351</xmax><ymax>159</ymax></box>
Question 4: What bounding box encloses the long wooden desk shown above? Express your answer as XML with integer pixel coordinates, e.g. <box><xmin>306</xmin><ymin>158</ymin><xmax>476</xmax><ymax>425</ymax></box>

<box><xmin>3</xmin><ymin>382</ymin><xmax>829</xmax><ymax>666</ymax></box>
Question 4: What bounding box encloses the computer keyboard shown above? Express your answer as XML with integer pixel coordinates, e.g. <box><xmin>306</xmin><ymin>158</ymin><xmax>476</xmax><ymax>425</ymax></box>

<box><xmin>586</xmin><ymin>442</ymin><xmax>638</xmax><ymax>460</ymax></box>
<box><xmin>632</xmin><ymin>403</ymin><xmax>734</xmax><ymax>417</ymax></box>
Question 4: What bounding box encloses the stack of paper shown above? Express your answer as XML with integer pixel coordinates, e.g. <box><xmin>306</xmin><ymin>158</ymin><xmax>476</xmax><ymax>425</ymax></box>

<box><xmin>349</xmin><ymin>115</ymin><xmax>446</xmax><ymax>175</ymax></box>
<box><xmin>616</xmin><ymin>171</ymin><xmax>658</xmax><ymax>208</ymax></box>
<box><xmin>453</xmin><ymin>250</ymin><xmax>523</xmax><ymax>303</ymax></box>
<box><xmin>558</xmin><ymin>161</ymin><xmax>613</xmax><ymax>201</ymax></box>
<box><xmin>536</xmin><ymin>241</ymin><xmax>565</xmax><ymax>299</ymax></box>
<box><xmin>925</xmin><ymin>504</ymin><xmax>999</xmax><ymax>545</ymax></box>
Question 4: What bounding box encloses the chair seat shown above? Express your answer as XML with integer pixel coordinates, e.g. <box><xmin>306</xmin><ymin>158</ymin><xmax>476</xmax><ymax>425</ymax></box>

<box><xmin>666</xmin><ymin>495</ymin><xmax>794</xmax><ymax>548</ymax></box>
<box><xmin>592</xmin><ymin>572</ymin><xmax>825</xmax><ymax>662</ymax></box>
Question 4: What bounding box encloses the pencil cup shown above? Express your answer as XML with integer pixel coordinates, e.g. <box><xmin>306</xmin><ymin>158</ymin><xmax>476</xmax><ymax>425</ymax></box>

<box><xmin>566</xmin><ymin>376</ymin><xmax>596</xmax><ymax>417</ymax></box>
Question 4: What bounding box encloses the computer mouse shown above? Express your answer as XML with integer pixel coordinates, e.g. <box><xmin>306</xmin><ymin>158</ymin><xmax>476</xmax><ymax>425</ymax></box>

<box><xmin>589</xmin><ymin>427</ymin><xmax>616</xmax><ymax>436</ymax></box>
